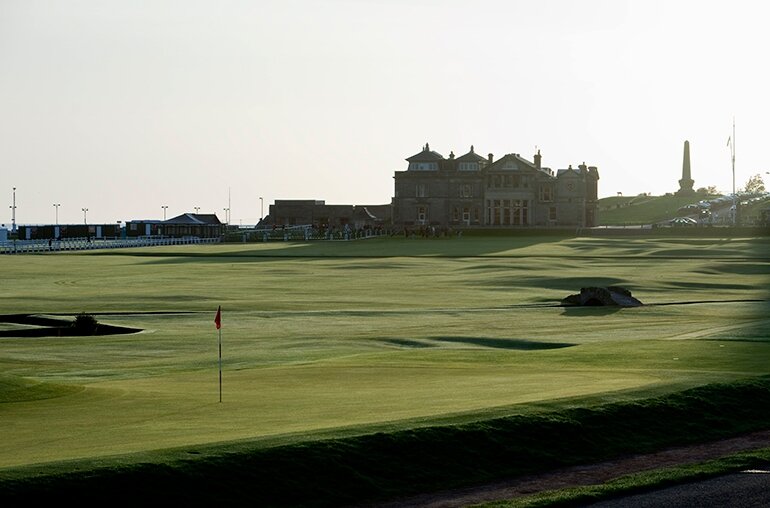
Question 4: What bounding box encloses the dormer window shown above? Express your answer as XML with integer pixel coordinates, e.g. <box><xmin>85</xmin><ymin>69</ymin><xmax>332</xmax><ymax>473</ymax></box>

<box><xmin>409</xmin><ymin>162</ymin><xmax>438</xmax><ymax>171</ymax></box>
<box><xmin>459</xmin><ymin>162</ymin><xmax>478</xmax><ymax>171</ymax></box>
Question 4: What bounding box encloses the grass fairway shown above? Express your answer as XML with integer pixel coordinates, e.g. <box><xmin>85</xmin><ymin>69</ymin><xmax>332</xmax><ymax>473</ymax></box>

<box><xmin>1</xmin><ymin>236</ymin><xmax>769</xmax><ymax>492</ymax></box>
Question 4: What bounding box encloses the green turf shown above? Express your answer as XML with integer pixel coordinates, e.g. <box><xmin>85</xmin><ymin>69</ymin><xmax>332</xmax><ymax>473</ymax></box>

<box><xmin>597</xmin><ymin>195</ymin><xmax>713</xmax><ymax>225</ymax></box>
<box><xmin>3</xmin><ymin>379</ymin><xmax>770</xmax><ymax>506</ymax></box>
<box><xmin>596</xmin><ymin>193</ymin><xmax>770</xmax><ymax>226</ymax></box>
<box><xmin>0</xmin><ymin>236</ymin><xmax>768</xmax><ymax>490</ymax></box>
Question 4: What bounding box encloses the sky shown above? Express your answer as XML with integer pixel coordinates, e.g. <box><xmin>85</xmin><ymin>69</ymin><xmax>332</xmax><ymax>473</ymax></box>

<box><xmin>1</xmin><ymin>0</ymin><xmax>768</xmax><ymax>226</ymax></box>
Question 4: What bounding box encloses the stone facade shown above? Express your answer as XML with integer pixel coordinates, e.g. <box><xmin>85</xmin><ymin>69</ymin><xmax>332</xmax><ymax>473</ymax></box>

<box><xmin>392</xmin><ymin>144</ymin><xmax>599</xmax><ymax>228</ymax></box>
<box><xmin>265</xmin><ymin>144</ymin><xmax>599</xmax><ymax>230</ymax></box>
<box><xmin>266</xmin><ymin>200</ymin><xmax>391</xmax><ymax>230</ymax></box>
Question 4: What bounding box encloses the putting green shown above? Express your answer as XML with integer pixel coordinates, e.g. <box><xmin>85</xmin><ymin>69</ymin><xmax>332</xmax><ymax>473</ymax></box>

<box><xmin>0</xmin><ymin>236</ymin><xmax>768</xmax><ymax>468</ymax></box>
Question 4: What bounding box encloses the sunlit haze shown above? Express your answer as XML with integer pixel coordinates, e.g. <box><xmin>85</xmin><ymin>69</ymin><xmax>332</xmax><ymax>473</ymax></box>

<box><xmin>1</xmin><ymin>0</ymin><xmax>767</xmax><ymax>226</ymax></box>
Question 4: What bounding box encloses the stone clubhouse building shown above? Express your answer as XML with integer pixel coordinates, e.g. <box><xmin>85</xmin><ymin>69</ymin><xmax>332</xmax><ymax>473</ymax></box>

<box><xmin>393</xmin><ymin>143</ymin><xmax>599</xmax><ymax>229</ymax></box>
<box><xmin>267</xmin><ymin>143</ymin><xmax>599</xmax><ymax>231</ymax></box>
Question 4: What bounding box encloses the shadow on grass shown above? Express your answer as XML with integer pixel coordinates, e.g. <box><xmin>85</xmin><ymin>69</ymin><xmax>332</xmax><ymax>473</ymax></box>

<box><xmin>6</xmin><ymin>379</ymin><xmax>770</xmax><ymax>506</ymax></box>
<box><xmin>433</xmin><ymin>336</ymin><xmax>574</xmax><ymax>350</ymax></box>
<box><xmin>702</xmin><ymin>262</ymin><xmax>770</xmax><ymax>276</ymax></box>
<box><xmin>0</xmin><ymin>314</ymin><xmax>142</xmax><ymax>338</ymax></box>
<box><xmin>561</xmin><ymin>306</ymin><xmax>624</xmax><ymax>317</ymax></box>
<box><xmin>103</xmin><ymin>235</ymin><xmax>573</xmax><ymax>263</ymax></box>
<box><xmin>660</xmin><ymin>281</ymin><xmax>755</xmax><ymax>291</ymax></box>
<box><xmin>380</xmin><ymin>338</ymin><xmax>434</xmax><ymax>348</ymax></box>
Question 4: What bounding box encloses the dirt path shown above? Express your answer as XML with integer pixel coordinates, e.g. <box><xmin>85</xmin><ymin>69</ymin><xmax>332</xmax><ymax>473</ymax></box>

<box><xmin>359</xmin><ymin>430</ymin><xmax>770</xmax><ymax>508</ymax></box>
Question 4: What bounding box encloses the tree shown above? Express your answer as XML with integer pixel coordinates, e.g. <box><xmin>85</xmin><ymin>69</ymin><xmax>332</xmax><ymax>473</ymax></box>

<box><xmin>742</xmin><ymin>174</ymin><xmax>766</xmax><ymax>194</ymax></box>
<box><xmin>72</xmin><ymin>312</ymin><xmax>98</xmax><ymax>335</ymax></box>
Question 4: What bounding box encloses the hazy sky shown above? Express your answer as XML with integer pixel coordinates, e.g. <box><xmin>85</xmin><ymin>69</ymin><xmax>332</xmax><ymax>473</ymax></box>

<box><xmin>1</xmin><ymin>0</ymin><xmax>767</xmax><ymax>226</ymax></box>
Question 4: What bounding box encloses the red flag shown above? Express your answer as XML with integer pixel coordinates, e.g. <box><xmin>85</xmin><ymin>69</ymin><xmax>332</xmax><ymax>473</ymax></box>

<box><xmin>214</xmin><ymin>306</ymin><xmax>221</xmax><ymax>330</ymax></box>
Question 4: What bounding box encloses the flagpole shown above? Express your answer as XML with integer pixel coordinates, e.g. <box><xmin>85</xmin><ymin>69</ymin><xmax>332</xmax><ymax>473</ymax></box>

<box><xmin>214</xmin><ymin>305</ymin><xmax>222</xmax><ymax>403</ymax></box>
<box><xmin>731</xmin><ymin>117</ymin><xmax>736</xmax><ymax>225</ymax></box>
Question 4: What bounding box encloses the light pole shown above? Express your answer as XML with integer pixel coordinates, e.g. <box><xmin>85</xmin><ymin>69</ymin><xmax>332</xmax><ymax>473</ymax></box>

<box><xmin>259</xmin><ymin>197</ymin><xmax>264</xmax><ymax>221</ymax></box>
<box><xmin>10</xmin><ymin>187</ymin><xmax>17</xmax><ymax>232</ymax></box>
<box><xmin>161</xmin><ymin>205</ymin><xmax>168</xmax><ymax>220</ymax></box>
<box><xmin>82</xmin><ymin>208</ymin><xmax>88</xmax><ymax>224</ymax></box>
<box><xmin>223</xmin><ymin>207</ymin><xmax>230</xmax><ymax>225</ymax></box>
<box><xmin>728</xmin><ymin>118</ymin><xmax>737</xmax><ymax>225</ymax></box>
<box><xmin>54</xmin><ymin>203</ymin><xmax>61</xmax><ymax>225</ymax></box>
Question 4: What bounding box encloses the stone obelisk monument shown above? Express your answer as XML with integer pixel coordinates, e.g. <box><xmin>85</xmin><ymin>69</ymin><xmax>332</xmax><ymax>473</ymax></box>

<box><xmin>676</xmin><ymin>140</ymin><xmax>695</xmax><ymax>196</ymax></box>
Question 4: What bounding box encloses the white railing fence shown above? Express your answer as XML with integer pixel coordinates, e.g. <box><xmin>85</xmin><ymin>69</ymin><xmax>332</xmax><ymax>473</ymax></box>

<box><xmin>3</xmin><ymin>226</ymin><xmax>395</xmax><ymax>254</ymax></box>
<box><xmin>0</xmin><ymin>236</ymin><xmax>220</xmax><ymax>255</ymax></box>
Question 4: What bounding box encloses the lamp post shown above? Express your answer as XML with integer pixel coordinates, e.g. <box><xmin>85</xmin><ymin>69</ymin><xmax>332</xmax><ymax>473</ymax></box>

<box><xmin>82</xmin><ymin>208</ymin><xmax>88</xmax><ymax>224</ymax></box>
<box><xmin>10</xmin><ymin>187</ymin><xmax>17</xmax><ymax>232</ymax></box>
<box><xmin>259</xmin><ymin>197</ymin><xmax>264</xmax><ymax>221</ymax></box>
<box><xmin>727</xmin><ymin>118</ymin><xmax>738</xmax><ymax>225</ymax></box>
<box><xmin>53</xmin><ymin>203</ymin><xmax>61</xmax><ymax>225</ymax></box>
<box><xmin>161</xmin><ymin>205</ymin><xmax>168</xmax><ymax>220</ymax></box>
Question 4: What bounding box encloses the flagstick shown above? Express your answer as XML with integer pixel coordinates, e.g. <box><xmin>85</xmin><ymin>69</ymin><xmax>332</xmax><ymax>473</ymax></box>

<box><xmin>218</xmin><ymin>327</ymin><xmax>222</xmax><ymax>403</ymax></box>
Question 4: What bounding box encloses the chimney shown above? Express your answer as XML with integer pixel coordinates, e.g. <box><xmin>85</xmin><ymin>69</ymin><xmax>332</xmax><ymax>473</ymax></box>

<box><xmin>488</xmin><ymin>153</ymin><xmax>494</xmax><ymax>164</ymax></box>
<box><xmin>534</xmin><ymin>149</ymin><xmax>542</xmax><ymax>169</ymax></box>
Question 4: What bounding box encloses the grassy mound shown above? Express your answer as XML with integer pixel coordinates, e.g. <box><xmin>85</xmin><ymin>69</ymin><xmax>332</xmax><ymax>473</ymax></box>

<box><xmin>597</xmin><ymin>195</ymin><xmax>708</xmax><ymax>225</ymax></box>
<box><xmin>2</xmin><ymin>378</ymin><xmax>770</xmax><ymax>506</ymax></box>
<box><xmin>0</xmin><ymin>375</ymin><xmax>83</xmax><ymax>403</ymax></box>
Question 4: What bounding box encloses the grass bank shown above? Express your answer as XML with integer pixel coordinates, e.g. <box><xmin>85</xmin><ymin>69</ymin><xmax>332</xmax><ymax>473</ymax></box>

<box><xmin>2</xmin><ymin>377</ymin><xmax>770</xmax><ymax>506</ymax></box>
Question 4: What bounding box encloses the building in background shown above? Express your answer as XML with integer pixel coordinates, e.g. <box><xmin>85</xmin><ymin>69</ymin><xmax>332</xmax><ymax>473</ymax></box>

<box><xmin>125</xmin><ymin>213</ymin><xmax>224</xmax><ymax>238</ymax></box>
<box><xmin>264</xmin><ymin>200</ymin><xmax>390</xmax><ymax>232</ymax></box>
<box><xmin>15</xmin><ymin>223</ymin><xmax>121</xmax><ymax>240</ymax></box>
<box><xmin>264</xmin><ymin>144</ymin><xmax>599</xmax><ymax>232</ymax></box>
<box><xmin>392</xmin><ymin>144</ymin><xmax>599</xmax><ymax>229</ymax></box>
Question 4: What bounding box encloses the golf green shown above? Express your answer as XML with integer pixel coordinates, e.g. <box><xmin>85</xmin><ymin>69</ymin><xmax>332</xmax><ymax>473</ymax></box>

<box><xmin>1</xmin><ymin>236</ymin><xmax>768</xmax><ymax>468</ymax></box>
